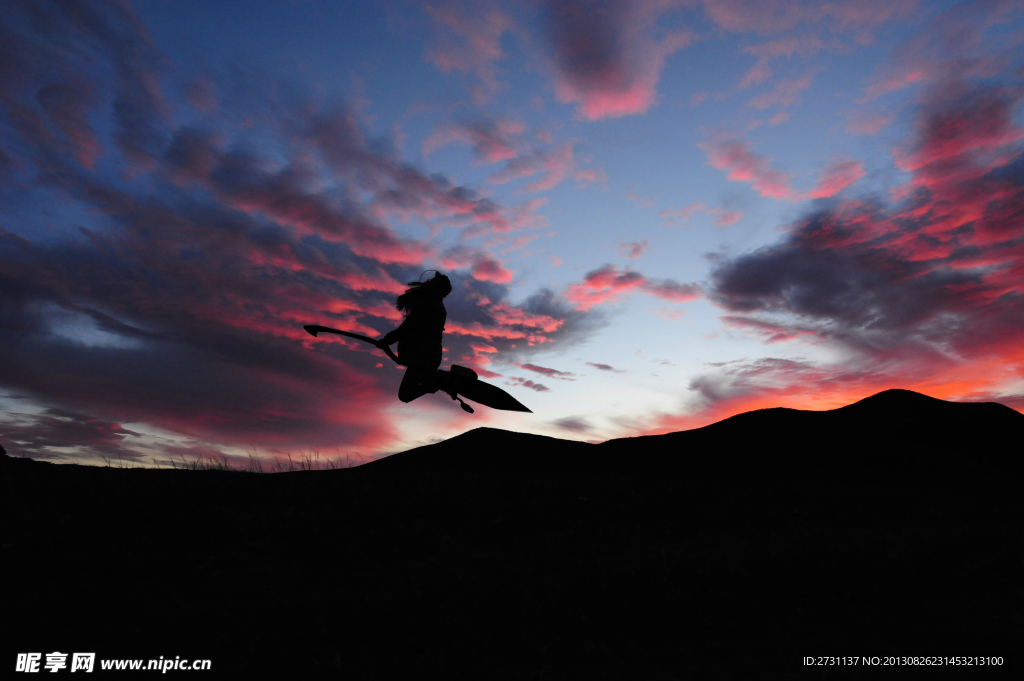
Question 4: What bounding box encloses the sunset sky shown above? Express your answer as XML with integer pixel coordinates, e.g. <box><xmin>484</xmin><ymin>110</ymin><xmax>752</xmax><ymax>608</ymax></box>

<box><xmin>1</xmin><ymin>0</ymin><xmax>1023</xmax><ymax>467</ymax></box>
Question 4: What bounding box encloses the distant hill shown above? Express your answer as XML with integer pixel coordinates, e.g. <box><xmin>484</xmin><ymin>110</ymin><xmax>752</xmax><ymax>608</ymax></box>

<box><xmin>360</xmin><ymin>389</ymin><xmax>1023</xmax><ymax>480</ymax></box>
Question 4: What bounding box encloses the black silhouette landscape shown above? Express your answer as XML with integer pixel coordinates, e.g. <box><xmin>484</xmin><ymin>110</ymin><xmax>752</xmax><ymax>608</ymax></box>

<box><xmin>5</xmin><ymin>389</ymin><xmax>1021</xmax><ymax>677</ymax></box>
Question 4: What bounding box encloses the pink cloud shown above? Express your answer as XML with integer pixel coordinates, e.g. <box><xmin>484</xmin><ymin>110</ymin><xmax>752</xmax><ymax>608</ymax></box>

<box><xmin>488</xmin><ymin>303</ymin><xmax>563</xmax><ymax>333</ymax></box>
<box><xmin>424</xmin><ymin>0</ymin><xmax>516</xmax><ymax>103</ymax></box>
<box><xmin>617</xmin><ymin>240</ymin><xmax>649</xmax><ymax>259</ymax></box>
<box><xmin>711</xmin><ymin>208</ymin><xmax>744</xmax><ymax>226</ymax></box>
<box><xmin>661</xmin><ymin>202</ymin><xmax>705</xmax><ymax>225</ymax></box>
<box><xmin>573</xmin><ymin>167</ymin><xmax>608</xmax><ymax>184</ymax></box>
<box><xmin>746</xmin><ymin>73</ymin><xmax>814</xmax><ymax>110</ymax></box>
<box><xmin>499</xmin><ymin>234</ymin><xmax>540</xmax><ymax>253</ymax></box>
<box><xmin>722</xmin><ymin>316</ymin><xmax>822</xmax><ymax>343</ymax></box>
<box><xmin>506</xmin><ymin>376</ymin><xmax>550</xmax><ymax>392</ymax></box>
<box><xmin>586</xmin><ymin>361</ymin><xmax>624</xmax><ymax>373</ymax></box>
<box><xmin>184</xmin><ymin>76</ymin><xmax>217</xmax><ymax>112</ymax></box>
<box><xmin>743</xmin><ymin>34</ymin><xmax>828</xmax><ymax>60</ymax></box>
<box><xmin>641</xmin><ymin>279</ymin><xmax>702</xmax><ymax>303</ymax></box>
<box><xmin>799</xmin><ymin>158</ymin><xmax>865</xmax><ymax>200</ymax></box>
<box><xmin>699</xmin><ymin>0</ymin><xmax>919</xmax><ymax>35</ymax></box>
<box><xmin>699</xmin><ymin>0</ymin><xmax>809</xmax><ymax>34</ymax></box>
<box><xmin>458</xmin><ymin>342</ymin><xmax>503</xmax><ymax>378</ymax></box>
<box><xmin>699</xmin><ymin>136</ymin><xmax>793</xmax><ymax>199</ymax></box>
<box><xmin>566</xmin><ymin>265</ymin><xmax>647</xmax><ymax>310</ymax></box>
<box><xmin>653</xmin><ymin>306</ymin><xmax>686</xmax><ymax>319</ymax></box>
<box><xmin>447</xmin><ymin>321</ymin><xmax>553</xmax><ymax>345</ymax></box>
<box><xmin>701</xmin><ymin>135</ymin><xmax>866</xmax><ymax>202</ymax></box>
<box><xmin>748</xmin><ymin>111</ymin><xmax>790</xmax><ymax>129</ymax></box>
<box><xmin>518</xmin><ymin>363</ymin><xmax>576</xmax><ymax>380</ymax></box>
<box><xmin>896</xmin><ymin>85</ymin><xmax>1024</xmax><ymax>172</ymax></box>
<box><xmin>861</xmin><ymin>0</ymin><xmax>1022</xmax><ymax>100</ymax></box>
<box><xmin>545</xmin><ymin>0</ymin><xmax>696</xmax><ymax>120</ymax></box>
<box><xmin>737</xmin><ymin>34</ymin><xmax>827</xmax><ymax>89</ymax></box>
<box><xmin>846</xmin><ymin>110</ymin><xmax>894</xmax><ymax>135</ymax></box>
<box><xmin>441</xmin><ymin>290</ymin><xmax>578</xmax><ymax>351</ymax></box>
<box><xmin>820</xmin><ymin>0</ymin><xmax>921</xmax><ymax>30</ymax></box>
<box><xmin>661</xmin><ymin>202</ymin><xmax>743</xmax><ymax>227</ymax></box>
<box><xmin>421</xmin><ymin>119</ymin><xmax>524</xmax><ymax>164</ymax></box>
<box><xmin>440</xmin><ymin>246</ymin><xmax>513</xmax><ymax>283</ymax></box>
<box><xmin>471</xmin><ymin>256</ymin><xmax>513</xmax><ymax>283</ymax></box>
<box><xmin>487</xmin><ymin>142</ymin><xmax>592</xmax><ymax>193</ymax></box>
<box><xmin>35</xmin><ymin>82</ymin><xmax>103</xmax><ymax>169</ymax></box>
<box><xmin>626</xmin><ymin>190</ymin><xmax>656</xmax><ymax>208</ymax></box>
<box><xmin>737</xmin><ymin>60</ymin><xmax>774</xmax><ymax>89</ymax></box>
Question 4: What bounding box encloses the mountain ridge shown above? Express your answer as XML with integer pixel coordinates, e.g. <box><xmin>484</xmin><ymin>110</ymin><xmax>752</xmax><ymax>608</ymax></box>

<box><xmin>360</xmin><ymin>389</ymin><xmax>1023</xmax><ymax>478</ymax></box>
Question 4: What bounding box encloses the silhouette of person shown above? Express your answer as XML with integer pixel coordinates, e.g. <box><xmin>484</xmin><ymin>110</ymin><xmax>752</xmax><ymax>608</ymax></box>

<box><xmin>377</xmin><ymin>271</ymin><xmax>452</xmax><ymax>403</ymax></box>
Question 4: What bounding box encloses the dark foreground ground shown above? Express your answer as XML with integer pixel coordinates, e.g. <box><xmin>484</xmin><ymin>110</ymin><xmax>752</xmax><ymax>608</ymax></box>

<box><xmin>4</xmin><ymin>390</ymin><xmax>1021</xmax><ymax>678</ymax></box>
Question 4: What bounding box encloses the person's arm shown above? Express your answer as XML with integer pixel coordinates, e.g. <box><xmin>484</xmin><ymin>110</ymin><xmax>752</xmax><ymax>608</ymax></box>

<box><xmin>379</xmin><ymin>315</ymin><xmax>408</xmax><ymax>346</ymax></box>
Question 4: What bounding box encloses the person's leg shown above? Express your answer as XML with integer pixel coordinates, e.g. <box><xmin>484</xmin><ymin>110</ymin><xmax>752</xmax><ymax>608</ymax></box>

<box><xmin>397</xmin><ymin>366</ymin><xmax>439</xmax><ymax>403</ymax></box>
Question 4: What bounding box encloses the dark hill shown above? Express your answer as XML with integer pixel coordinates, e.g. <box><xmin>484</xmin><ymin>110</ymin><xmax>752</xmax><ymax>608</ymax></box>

<box><xmin>599</xmin><ymin>388</ymin><xmax>1022</xmax><ymax>479</ymax></box>
<box><xmin>5</xmin><ymin>389</ymin><xmax>1021</xmax><ymax>678</ymax></box>
<box><xmin>361</xmin><ymin>389</ymin><xmax>1023</xmax><ymax>480</ymax></box>
<box><xmin>358</xmin><ymin>427</ymin><xmax>593</xmax><ymax>474</ymax></box>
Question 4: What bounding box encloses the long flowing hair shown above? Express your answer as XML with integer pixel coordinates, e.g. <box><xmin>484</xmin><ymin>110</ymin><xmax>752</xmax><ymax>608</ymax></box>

<box><xmin>396</xmin><ymin>271</ymin><xmax>452</xmax><ymax>313</ymax></box>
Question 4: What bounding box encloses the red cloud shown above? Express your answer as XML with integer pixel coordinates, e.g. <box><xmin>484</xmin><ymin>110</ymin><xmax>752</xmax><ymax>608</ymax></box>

<box><xmin>566</xmin><ymin>265</ymin><xmax>701</xmax><ymax>311</ymax></box>
<box><xmin>545</xmin><ymin>0</ymin><xmax>695</xmax><ymax>120</ymax></box>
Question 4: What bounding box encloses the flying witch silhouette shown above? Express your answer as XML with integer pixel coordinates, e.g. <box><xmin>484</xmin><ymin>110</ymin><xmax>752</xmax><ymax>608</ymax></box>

<box><xmin>305</xmin><ymin>271</ymin><xmax>531</xmax><ymax>413</ymax></box>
